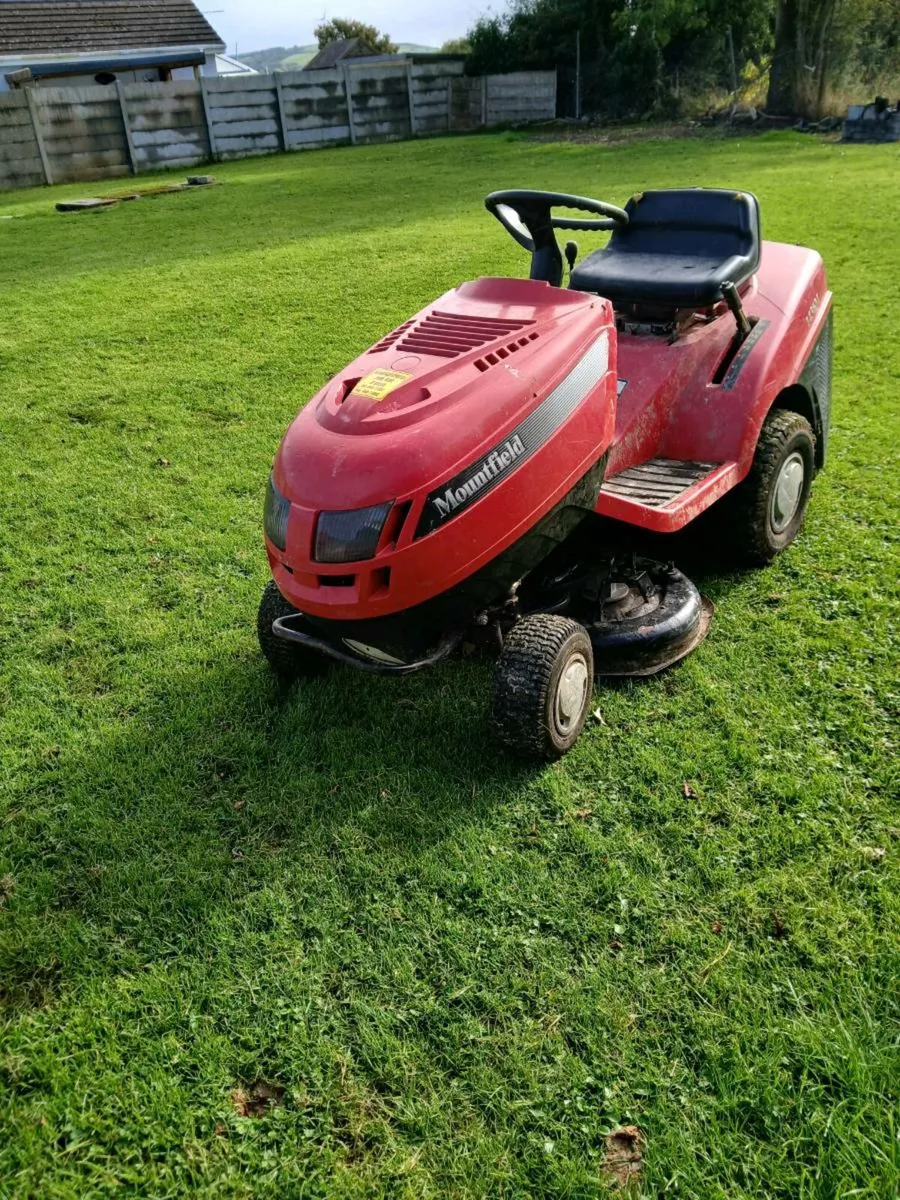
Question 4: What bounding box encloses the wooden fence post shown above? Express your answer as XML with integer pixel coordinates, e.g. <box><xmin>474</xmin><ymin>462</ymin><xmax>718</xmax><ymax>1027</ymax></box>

<box><xmin>481</xmin><ymin>75</ymin><xmax>488</xmax><ymax>127</ymax></box>
<box><xmin>24</xmin><ymin>87</ymin><xmax>52</xmax><ymax>185</ymax></box>
<box><xmin>116</xmin><ymin>80</ymin><xmax>137</xmax><ymax>175</ymax></box>
<box><xmin>406</xmin><ymin>63</ymin><xmax>417</xmax><ymax>136</ymax></box>
<box><xmin>273</xmin><ymin>72</ymin><xmax>289</xmax><ymax>151</ymax></box>
<box><xmin>198</xmin><ymin>75</ymin><xmax>218</xmax><ymax>161</ymax></box>
<box><xmin>341</xmin><ymin>64</ymin><xmax>357</xmax><ymax>145</ymax></box>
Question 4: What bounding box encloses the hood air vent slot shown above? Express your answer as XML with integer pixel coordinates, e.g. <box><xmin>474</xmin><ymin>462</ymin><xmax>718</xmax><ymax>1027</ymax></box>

<box><xmin>396</xmin><ymin>311</ymin><xmax>534</xmax><ymax>359</ymax></box>
<box><xmin>474</xmin><ymin>330</ymin><xmax>540</xmax><ymax>372</ymax></box>
<box><xmin>369</xmin><ymin>320</ymin><xmax>415</xmax><ymax>353</ymax></box>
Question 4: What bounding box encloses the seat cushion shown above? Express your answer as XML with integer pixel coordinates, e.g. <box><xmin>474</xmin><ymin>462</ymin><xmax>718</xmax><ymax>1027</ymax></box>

<box><xmin>570</xmin><ymin>188</ymin><xmax>760</xmax><ymax>309</ymax></box>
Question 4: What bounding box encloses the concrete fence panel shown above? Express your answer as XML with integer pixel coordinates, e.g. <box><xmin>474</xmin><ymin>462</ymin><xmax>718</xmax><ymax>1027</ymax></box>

<box><xmin>33</xmin><ymin>85</ymin><xmax>130</xmax><ymax>183</ymax></box>
<box><xmin>449</xmin><ymin>77</ymin><xmax>485</xmax><ymax>132</ymax></box>
<box><xmin>205</xmin><ymin>76</ymin><xmax>281</xmax><ymax>159</ymax></box>
<box><xmin>0</xmin><ymin>68</ymin><xmax>556</xmax><ymax>191</ymax></box>
<box><xmin>279</xmin><ymin>69</ymin><xmax>351</xmax><ymax>149</ymax></box>
<box><xmin>345</xmin><ymin>63</ymin><xmax>412</xmax><ymax>144</ymax></box>
<box><xmin>485</xmin><ymin>72</ymin><xmax>557</xmax><ymax>125</ymax></box>
<box><xmin>124</xmin><ymin>80</ymin><xmax>210</xmax><ymax>171</ymax></box>
<box><xmin>0</xmin><ymin>92</ymin><xmax>44</xmax><ymax>189</ymax></box>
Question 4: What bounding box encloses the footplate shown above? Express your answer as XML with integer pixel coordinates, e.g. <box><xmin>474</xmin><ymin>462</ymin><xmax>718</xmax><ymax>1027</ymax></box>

<box><xmin>601</xmin><ymin>458</ymin><xmax>719</xmax><ymax>507</ymax></box>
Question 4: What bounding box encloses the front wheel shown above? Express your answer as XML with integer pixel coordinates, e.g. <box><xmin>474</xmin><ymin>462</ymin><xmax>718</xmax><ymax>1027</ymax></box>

<box><xmin>724</xmin><ymin>409</ymin><xmax>816</xmax><ymax>565</ymax></box>
<box><xmin>257</xmin><ymin>581</ymin><xmax>328</xmax><ymax>680</ymax></box>
<box><xmin>492</xmin><ymin>614</ymin><xmax>594</xmax><ymax>760</ymax></box>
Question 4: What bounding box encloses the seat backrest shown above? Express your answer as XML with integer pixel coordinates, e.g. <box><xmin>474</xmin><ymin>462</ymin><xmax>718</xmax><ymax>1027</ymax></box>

<box><xmin>609</xmin><ymin>188</ymin><xmax>760</xmax><ymax>268</ymax></box>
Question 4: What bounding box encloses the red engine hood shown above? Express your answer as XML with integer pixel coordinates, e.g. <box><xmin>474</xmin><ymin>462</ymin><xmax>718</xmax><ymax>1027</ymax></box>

<box><xmin>268</xmin><ymin>277</ymin><xmax>617</xmax><ymax>622</ymax></box>
<box><xmin>276</xmin><ymin>277</ymin><xmax>612</xmax><ymax>511</ymax></box>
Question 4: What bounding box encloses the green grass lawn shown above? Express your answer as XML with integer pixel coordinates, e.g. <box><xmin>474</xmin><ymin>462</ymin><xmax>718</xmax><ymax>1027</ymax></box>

<box><xmin>1</xmin><ymin>131</ymin><xmax>897</xmax><ymax>1198</ymax></box>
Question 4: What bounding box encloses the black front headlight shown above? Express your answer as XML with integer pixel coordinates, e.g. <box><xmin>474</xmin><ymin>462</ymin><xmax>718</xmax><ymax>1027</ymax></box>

<box><xmin>314</xmin><ymin>502</ymin><xmax>392</xmax><ymax>564</ymax></box>
<box><xmin>264</xmin><ymin>473</ymin><xmax>290</xmax><ymax>551</ymax></box>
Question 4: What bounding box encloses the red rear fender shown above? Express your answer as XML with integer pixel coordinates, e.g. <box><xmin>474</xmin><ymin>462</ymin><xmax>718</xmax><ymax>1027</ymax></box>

<box><xmin>609</xmin><ymin>242</ymin><xmax>831</xmax><ymax>481</ymax></box>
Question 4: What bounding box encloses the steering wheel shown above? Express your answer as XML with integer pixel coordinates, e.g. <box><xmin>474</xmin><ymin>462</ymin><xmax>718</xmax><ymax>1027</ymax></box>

<box><xmin>484</xmin><ymin>189</ymin><xmax>629</xmax><ymax>287</ymax></box>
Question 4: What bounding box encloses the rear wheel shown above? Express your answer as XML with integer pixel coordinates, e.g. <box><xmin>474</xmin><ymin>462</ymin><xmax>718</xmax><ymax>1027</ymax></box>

<box><xmin>724</xmin><ymin>409</ymin><xmax>816</xmax><ymax>565</ymax></box>
<box><xmin>492</xmin><ymin>614</ymin><xmax>594</xmax><ymax>760</ymax></box>
<box><xmin>257</xmin><ymin>581</ymin><xmax>328</xmax><ymax>680</ymax></box>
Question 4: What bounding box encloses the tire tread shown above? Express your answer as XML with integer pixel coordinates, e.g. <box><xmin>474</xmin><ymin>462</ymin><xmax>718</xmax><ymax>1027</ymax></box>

<box><xmin>492</xmin><ymin>614</ymin><xmax>592</xmax><ymax>760</ymax></box>
<box><xmin>723</xmin><ymin>409</ymin><xmax>815</xmax><ymax>565</ymax></box>
<box><xmin>257</xmin><ymin>581</ymin><xmax>326</xmax><ymax>679</ymax></box>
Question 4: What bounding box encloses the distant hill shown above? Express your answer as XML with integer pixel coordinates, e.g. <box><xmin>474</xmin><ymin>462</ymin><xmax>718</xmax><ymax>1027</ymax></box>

<box><xmin>238</xmin><ymin>45</ymin><xmax>315</xmax><ymax>72</ymax></box>
<box><xmin>279</xmin><ymin>46</ymin><xmax>319</xmax><ymax>69</ymax></box>
<box><xmin>239</xmin><ymin>42</ymin><xmax>439</xmax><ymax>73</ymax></box>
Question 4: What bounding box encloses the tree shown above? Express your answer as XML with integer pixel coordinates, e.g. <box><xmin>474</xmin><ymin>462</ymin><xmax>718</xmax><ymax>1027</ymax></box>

<box><xmin>441</xmin><ymin>37</ymin><xmax>472</xmax><ymax>54</ymax></box>
<box><xmin>314</xmin><ymin>18</ymin><xmax>396</xmax><ymax>53</ymax></box>
<box><xmin>768</xmin><ymin>0</ymin><xmax>899</xmax><ymax>116</ymax></box>
<box><xmin>462</xmin><ymin>0</ymin><xmax>890</xmax><ymax>117</ymax></box>
<box><xmin>465</xmin><ymin>0</ymin><xmax>774</xmax><ymax>116</ymax></box>
<box><xmin>766</xmin><ymin>0</ymin><xmax>839</xmax><ymax>115</ymax></box>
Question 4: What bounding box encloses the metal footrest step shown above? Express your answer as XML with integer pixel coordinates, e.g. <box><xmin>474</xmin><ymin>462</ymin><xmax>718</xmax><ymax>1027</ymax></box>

<box><xmin>601</xmin><ymin>458</ymin><xmax>719</xmax><ymax>508</ymax></box>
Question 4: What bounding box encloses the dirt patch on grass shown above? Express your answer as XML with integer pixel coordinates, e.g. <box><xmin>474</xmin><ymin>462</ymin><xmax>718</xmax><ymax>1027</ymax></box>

<box><xmin>230</xmin><ymin>1080</ymin><xmax>285</xmax><ymax>1117</ymax></box>
<box><xmin>602</xmin><ymin>1125</ymin><xmax>645</xmax><ymax>1189</ymax></box>
<box><xmin>526</xmin><ymin>119</ymin><xmax>837</xmax><ymax>147</ymax></box>
<box><xmin>0</xmin><ymin>962</ymin><xmax>61</xmax><ymax>1011</ymax></box>
<box><xmin>527</xmin><ymin>121</ymin><xmax>719</xmax><ymax>146</ymax></box>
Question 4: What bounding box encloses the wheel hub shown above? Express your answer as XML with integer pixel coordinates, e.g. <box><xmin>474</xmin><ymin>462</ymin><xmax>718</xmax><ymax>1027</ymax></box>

<box><xmin>555</xmin><ymin>654</ymin><xmax>589</xmax><ymax>731</ymax></box>
<box><xmin>771</xmin><ymin>451</ymin><xmax>805</xmax><ymax>532</ymax></box>
<box><xmin>602</xmin><ymin>579</ymin><xmax>631</xmax><ymax>604</ymax></box>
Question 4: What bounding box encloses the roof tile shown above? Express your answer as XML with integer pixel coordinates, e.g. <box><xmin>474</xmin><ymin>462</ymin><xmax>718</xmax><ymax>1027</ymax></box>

<box><xmin>0</xmin><ymin>1</ymin><xmax>225</xmax><ymax>56</ymax></box>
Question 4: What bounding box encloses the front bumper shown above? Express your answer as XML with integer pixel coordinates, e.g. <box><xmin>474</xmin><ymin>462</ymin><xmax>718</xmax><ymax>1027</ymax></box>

<box><xmin>272</xmin><ymin>612</ymin><xmax>461</xmax><ymax>675</ymax></box>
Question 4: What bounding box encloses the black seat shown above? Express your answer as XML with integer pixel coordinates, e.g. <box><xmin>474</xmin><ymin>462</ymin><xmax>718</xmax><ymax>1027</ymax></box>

<box><xmin>569</xmin><ymin>188</ymin><xmax>761</xmax><ymax>310</ymax></box>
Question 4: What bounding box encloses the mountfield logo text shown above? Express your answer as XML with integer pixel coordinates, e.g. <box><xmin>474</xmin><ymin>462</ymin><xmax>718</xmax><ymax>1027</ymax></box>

<box><xmin>433</xmin><ymin>435</ymin><xmax>525</xmax><ymax>519</ymax></box>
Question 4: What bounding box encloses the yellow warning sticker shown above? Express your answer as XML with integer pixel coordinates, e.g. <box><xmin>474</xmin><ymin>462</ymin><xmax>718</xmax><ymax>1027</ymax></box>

<box><xmin>350</xmin><ymin>370</ymin><xmax>413</xmax><ymax>401</ymax></box>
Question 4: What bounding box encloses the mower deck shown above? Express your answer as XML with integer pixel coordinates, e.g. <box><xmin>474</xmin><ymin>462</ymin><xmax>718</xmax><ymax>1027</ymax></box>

<box><xmin>518</xmin><ymin>541</ymin><xmax>713</xmax><ymax>677</ymax></box>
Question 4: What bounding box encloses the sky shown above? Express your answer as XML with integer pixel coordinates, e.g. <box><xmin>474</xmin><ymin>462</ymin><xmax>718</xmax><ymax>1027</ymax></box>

<box><xmin>201</xmin><ymin>0</ymin><xmax>488</xmax><ymax>56</ymax></box>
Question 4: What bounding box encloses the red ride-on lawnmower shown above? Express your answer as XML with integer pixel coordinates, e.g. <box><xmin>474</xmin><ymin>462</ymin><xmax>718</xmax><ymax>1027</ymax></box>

<box><xmin>258</xmin><ymin>188</ymin><xmax>833</xmax><ymax>758</ymax></box>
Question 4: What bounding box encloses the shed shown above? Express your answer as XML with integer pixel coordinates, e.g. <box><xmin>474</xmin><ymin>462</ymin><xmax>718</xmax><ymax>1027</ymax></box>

<box><xmin>302</xmin><ymin>38</ymin><xmax>399</xmax><ymax>72</ymax></box>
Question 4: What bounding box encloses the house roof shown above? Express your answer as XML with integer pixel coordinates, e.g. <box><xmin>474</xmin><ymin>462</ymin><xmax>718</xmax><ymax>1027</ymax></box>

<box><xmin>0</xmin><ymin>0</ymin><xmax>225</xmax><ymax>57</ymax></box>
<box><xmin>215</xmin><ymin>52</ymin><xmax>256</xmax><ymax>75</ymax></box>
<box><xmin>303</xmin><ymin>37</ymin><xmax>377</xmax><ymax>71</ymax></box>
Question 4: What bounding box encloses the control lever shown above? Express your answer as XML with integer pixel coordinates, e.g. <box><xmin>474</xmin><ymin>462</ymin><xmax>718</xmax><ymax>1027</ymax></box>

<box><xmin>722</xmin><ymin>280</ymin><xmax>752</xmax><ymax>340</ymax></box>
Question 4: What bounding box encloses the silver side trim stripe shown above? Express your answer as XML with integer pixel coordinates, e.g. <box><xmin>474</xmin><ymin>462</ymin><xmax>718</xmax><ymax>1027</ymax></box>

<box><xmin>416</xmin><ymin>332</ymin><xmax>610</xmax><ymax>537</ymax></box>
